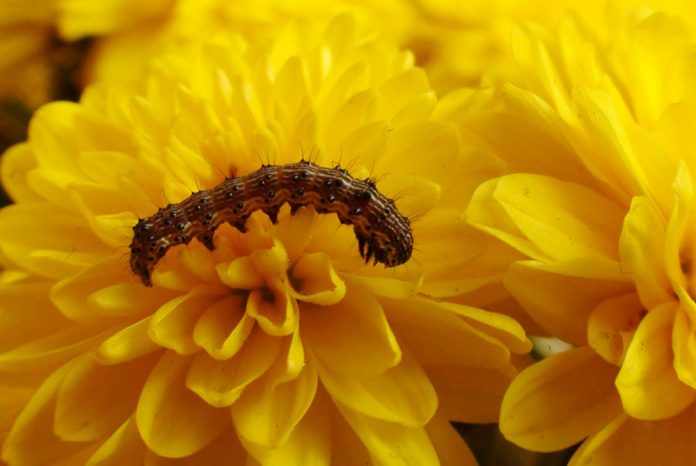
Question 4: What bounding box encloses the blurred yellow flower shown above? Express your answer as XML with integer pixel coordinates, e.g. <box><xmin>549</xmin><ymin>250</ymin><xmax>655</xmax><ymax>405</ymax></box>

<box><xmin>0</xmin><ymin>0</ymin><xmax>55</xmax><ymax>107</ymax></box>
<box><xmin>0</xmin><ymin>16</ymin><xmax>530</xmax><ymax>465</ymax></box>
<box><xmin>448</xmin><ymin>3</ymin><xmax>696</xmax><ymax>464</ymax></box>
<box><xmin>58</xmin><ymin>0</ymin><xmax>609</xmax><ymax>94</ymax></box>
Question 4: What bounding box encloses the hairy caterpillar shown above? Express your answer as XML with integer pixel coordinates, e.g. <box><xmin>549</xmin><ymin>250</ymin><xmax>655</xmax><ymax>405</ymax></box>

<box><xmin>130</xmin><ymin>161</ymin><xmax>413</xmax><ymax>286</ymax></box>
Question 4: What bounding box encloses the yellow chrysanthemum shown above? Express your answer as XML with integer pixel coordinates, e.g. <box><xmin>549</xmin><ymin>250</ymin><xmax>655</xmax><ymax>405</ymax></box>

<box><xmin>446</xmin><ymin>4</ymin><xmax>696</xmax><ymax>465</ymax></box>
<box><xmin>0</xmin><ymin>16</ymin><xmax>530</xmax><ymax>465</ymax></box>
<box><xmin>59</xmin><ymin>0</ymin><xmax>609</xmax><ymax>94</ymax></box>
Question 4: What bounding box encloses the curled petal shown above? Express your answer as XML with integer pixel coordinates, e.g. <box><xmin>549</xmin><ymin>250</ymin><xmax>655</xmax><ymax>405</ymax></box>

<box><xmin>216</xmin><ymin>255</ymin><xmax>265</xmax><ymax>290</ymax></box>
<box><xmin>193</xmin><ymin>295</ymin><xmax>254</xmax><ymax>360</ymax></box>
<box><xmin>247</xmin><ymin>282</ymin><xmax>298</xmax><ymax>336</ymax></box>
<box><xmin>1</xmin><ymin>143</ymin><xmax>40</xmax><ymax>203</ymax></box>
<box><xmin>289</xmin><ymin>252</ymin><xmax>346</xmax><ymax>305</ymax></box>
<box><xmin>665</xmin><ymin>163</ymin><xmax>696</xmax><ymax>320</ymax></box>
<box><xmin>619</xmin><ymin>196</ymin><xmax>672</xmax><ymax>308</ymax></box>
<box><xmin>587</xmin><ymin>293</ymin><xmax>644</xmax><ymax>365</ymax></box>
<box><xmin>186</xmin><ymin>328</ymin><xmax>280</xmax><ymax>407</ymax></box>
<box><xmin>616</xmin><ymin>303</ymin><xmax>696</xmax><ymax>419</ymax></box>
<box><xmin>383</xmin><ymin>297</ymin><xmax>513</xmax><ymax>368</ymax></box>
<box><xmin>500</xmin><ymin>346</ymin><xmax>622</xmax><ymax>451</ymax></box>
<box><xmin>505</xmin><ymin>262</ymin><xmax>631</xmax><ymax>346</ymax></box>
<box><xmin>467</xmin><ymin>174</ymin><xmax>626</xmax><ymax>280</ymax></box>
<box><xmin>149</xmin><ymin>291</ymin><xmax>218</xmax><ymax>355</ymax></box>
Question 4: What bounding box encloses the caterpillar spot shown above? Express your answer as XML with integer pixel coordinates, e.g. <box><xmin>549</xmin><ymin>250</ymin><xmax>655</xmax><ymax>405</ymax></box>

<box><xmin>130</xmin><ymin>161</ymin><xmax>414</xmax><ymax>286</ymax></box>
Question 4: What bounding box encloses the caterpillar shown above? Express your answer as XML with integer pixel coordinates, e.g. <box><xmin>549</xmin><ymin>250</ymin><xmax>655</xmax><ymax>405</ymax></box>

<box><xmin>130</xmin><ymin>161</ymin><xmax>413</xmax><ymax>286</ymax></box>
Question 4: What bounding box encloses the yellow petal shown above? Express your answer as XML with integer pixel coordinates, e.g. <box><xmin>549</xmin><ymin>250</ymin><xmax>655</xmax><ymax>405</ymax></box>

<box><xmin>160</xmin><ymin>427</ymin><xmax>247</xmax><ymax>465</ymax></box>
<box><xmin>376</xmin><ymin>173</ymin><xmax>441</xmax><ymax>222</ymax></box>
<box><xmin>136</xmin><ymin>351</ymin><xmax>229</xmax><ymax>458</ymax></box>
<box><xmin>570</xmin><ymin>404</ymin><xmax>696</xmax><ymax>466</ymax></box>
<box><xmin>383</xmin><ymin>296</ymin><xmax>511</xmax><ymax>368</ymax></box>
<box><xmin>3</xmin><ymin>362</ymin><xmax>89</xmax><ymax>465</ymax></box>
<box><xmin>51</xmin><ymin>256</ymin><xmax>171</xmax><ymax>321</ymax></box>
<box><xmin>673</xmin><ymin>307</ymin><xmax>696</xmax><ymax>389</ymax></box>
<box><xmin>57</xmin><ymin>0</ymin><xmax>172</xmax><ymax>39</ymax></box>
<box><xmin>86</xmin><ymin>419</ymin><xmax>145</xmax><ymax>466</ymax></box>
<box><xmin>0</xmin><ymin>203</ymin><xmax>105</xmax><ymax>279</ymax></box>
<box><xmin>505</xmin><ymin>262</ymin><xmax>632</xmax><ymax>346</ymax></box>
<box><xmin>467</xmin><ymin>174</ymin><xmax>627</xmax><ymax>280</ymax></box>
<box><xmin>27</xmin><ymin>102</ymin><xmax>85</xmax><ymax>191</ymax></box>
<box><xmin>417</xmin><ymin>214</ymin><xmax>520</xmax><ymax>298</ymax></box>
<box><xmin>192</xmin><ymin>295</ymin><xmax>254</xmax><ymax>360</ymax></box>
<box><xmin>665</xmin><ymin>163</ymin><xmax>696</xmax><ymax>321</ymax></box>
<box><xmin>336</xmin><ymin>119</ymin><xmax>388</xmax><ymax>172</ymax></box>
<box><xmin>336</xmin><ymin>402</ymin><xmax>439</xmax><ymax>466</ymax></box>
<box><xmin>0</xmin><ymin>383</ymin><xmax>34</xmax><ymax>436</ymax></box>
<box><xmin>149</xmin><ymin>291</ymin><xmax>218</xmax><ymax>355</ymax></box>
<box><xmin>96</xmin><ymin>317</ymin><xmax>161</xmax><ymax>365</ymax></box>
<box><xmin>325</xmin><ymin>88</ymin><xmax>378</xmax><ymax>145</ymax></box>
<box><xmin>54</xmin><ymin>354</ymin><xmax>155</xmax><ymax>442</ymax></box>
<box><xmin>427</xmin><ymin>364</ymin><xmax>515</xmax><ymax>423</ymax></box>
<box><xmin>302</xmin><ymin>285</ymin><xmax>400</xmax><ymax>378</ymax></box>
<box><xmin>619</xmin><ymin>196</ymin><xmax>673</xmax><ymax>308</ymax></box>
<box><xmin>0</xmin><ymin>324</ymin><xmax>111</xmax><ymax>372</ymax></box>
<box><xmin>426</xmin><ymin>408</ymin><xmax>478</xmax><ymax>466</ymax></box>
<box><xmin>329</xmin><ymin>402</ymin><xmax>372</xmax><ymax>466</ymax></box>
<box><xmin>616</xmin><ymin>302</ymin><xmax>695</xmax><ymax>419</ymax></box>
<box><xmin>274</xmin><ymin>205</ymin><xmax>316</xmax><ymax>266</ymax></box>
<box><xmin>241</xmin><ymin>389</ymin><xmax>331</xmax><ymax>466</ymax></box>
<box><xmin>178</xmin><ymin>242</ymin><xmax>220</xmax><ymax>284</ymax></box>
<box><xmin>572</xmin><ymin>86</ymin><xmax>669</xmax><ymax>207</ymax></box>
<box><xmin>587</xmin><ymin>293</ymin><xmax>644</xmax><ymax>365</ymax></box>
<box><xmin>1</xmin><ymin>143</ymin><xmax>40</xmax><ymax>203</ymax></box>
<box><xmin>232</xmin><ymin>357</ymin><xmax>318</xmax><ymax>448</ymax></box>
<box><xmin>0</xmin><ymin>282</ymin><xmax>71</xmax><ymax>353</ymax></box>
<box><xmin>376</xmin><ymin>68</ymin><xmax>431</xmax><ymax>123</ymax></box>
<box><xmin>463</xmin><ymin>82</ymin><xmax>593</xmax><ymax>186</ymax></box>
<box><xmin>216</xmin><ymin>255</ymin><xmax>265</xmax><ymax>290</ymax></box>
<box><xmin>500</xmin><ymin>346</ymin><xmax>622</xmax><ymax>451</ymax></box>
<box><xmin>378</xmin><ymin>121</ymin><xmax>461</xmax><ymax>191</ymax></box>
<box><xmin>655</xmin><ymin>102</ymin><xmax>696</xmax><ymax>185</ymax></box>
<box><xmin>289</xmin><ymin>252</ymin><xmax>346</xmax><ymax>305</ymax></box>
<box><xmin>318</xmin><ymin>348</ymin><xmax>437</xmax><ymax>428</ymax></box>
<box><xmin>186</xmin><ymin>328</ymin><xmax>280</xmax><ymax>408</ymax></box>
<box><xmin>246</xmin><ymin>282</ymin><xmax>298</xmax><ymax>337</ymax></box>
<box><xmin>346</xmin><ymin>274</ymin><xmax>420</xmax><ymax>300</ymax></box>
<box><xmin>445</xmin><ymin>301</ymin><xmax>531</xmax><ymax>354</ymax></box>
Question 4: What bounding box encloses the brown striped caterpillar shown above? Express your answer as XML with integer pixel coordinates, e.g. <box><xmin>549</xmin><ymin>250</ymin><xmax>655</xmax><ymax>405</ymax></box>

<box><xmin>130</xmin><ymin>161</ymin><xmax>413</xmax><ymax>286</ymax></box>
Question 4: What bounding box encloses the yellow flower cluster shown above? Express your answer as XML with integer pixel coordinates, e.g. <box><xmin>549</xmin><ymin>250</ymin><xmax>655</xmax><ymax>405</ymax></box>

<box><xmin>2</xmin><ymin>1</ymin><xmax>696</xmax><ymax>465</ymax></box>
<box><xmin>455</xmin><ymin>3</ymin><xmax>696</xmax><ymax>464</ymax></box>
